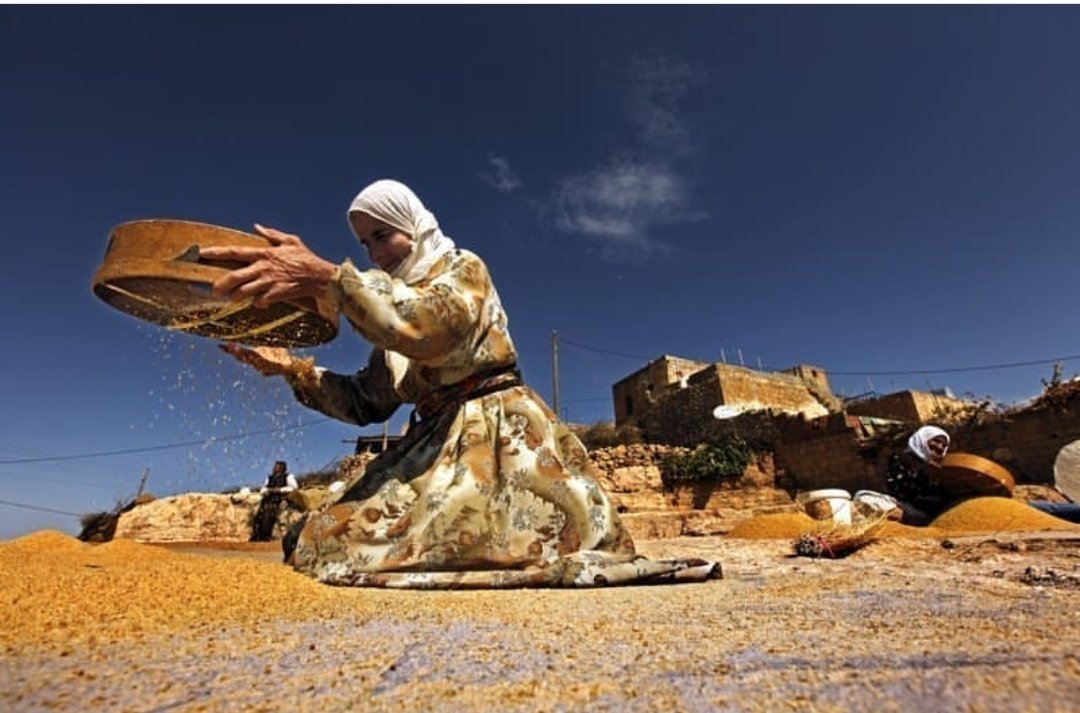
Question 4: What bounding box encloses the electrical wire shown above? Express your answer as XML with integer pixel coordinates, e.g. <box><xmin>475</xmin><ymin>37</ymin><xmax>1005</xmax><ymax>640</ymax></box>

<box><xmin>7</xmin><ymin>341</ymin><xmax>1074</xmax><ymax>468</ymax></box>
<box><xmin>0</xmin><ymin>418</ymin><xmax>332</xmax><ymax>466</ymax></box>
<box><xmin>0</xmin><ymin>471</ymin><xmax>129</xmax><ymax>488</ymax></box>
<box><xmin>0</xmin><ymin>498</ymin><xmax>82</xmax><ymax>517</ymax></box>
<box><xmin>558</xmin><ymin>336</ymin><xmax>1080</xmax><ymax>377</ymax></box>
<box><xmin>826</xmin><ymin>354</ymin><xmax>1080</xmax><ymax>376</ymax></box>
<box><xmin>559</xmin><ymin>337</ymin><xmax>653</xmax><ymax>362</ymax></box>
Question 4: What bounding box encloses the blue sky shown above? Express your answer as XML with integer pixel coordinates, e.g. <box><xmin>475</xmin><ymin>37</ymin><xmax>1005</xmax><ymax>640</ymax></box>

<box><xmin>3</xmin><ymin>5</ymin><xmax>1079</xmax><ymax>539</ymax></box>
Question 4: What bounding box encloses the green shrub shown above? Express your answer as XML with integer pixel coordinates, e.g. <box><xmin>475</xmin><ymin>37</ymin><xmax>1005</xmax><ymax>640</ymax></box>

<box><xmin>660</xmin><ymin>436</ymin><xmax>753</xmax><ymax>488</ymax></box>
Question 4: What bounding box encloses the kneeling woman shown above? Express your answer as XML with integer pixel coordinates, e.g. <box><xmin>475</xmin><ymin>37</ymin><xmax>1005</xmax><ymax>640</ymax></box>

<box><xmin>885</xmin><ymin>425</ymin><xmax>952</xmax><ymax>525</ymax></box>
<box><xmin>204</xmin><ymin>179</ymin><xmax>718</xmax><ymax>588</ymax></box>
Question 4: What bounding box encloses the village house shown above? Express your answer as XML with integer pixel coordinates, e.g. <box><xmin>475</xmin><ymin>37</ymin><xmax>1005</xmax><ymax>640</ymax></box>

<box><xmin>612</xmin><ymin>355</ymin><xmax>837</xmax><ymax>440</ymax></box>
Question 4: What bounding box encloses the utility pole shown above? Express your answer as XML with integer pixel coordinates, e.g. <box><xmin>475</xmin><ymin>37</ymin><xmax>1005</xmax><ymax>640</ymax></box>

<box><xmin>551</xmin><ymin>330</ymin><xmax>561</xmax><ymax>419</ymax></box>
<box><xmin>135</xmin><ymin>468</ymin><xmax>149</xmax><ymax>498</ymax></box>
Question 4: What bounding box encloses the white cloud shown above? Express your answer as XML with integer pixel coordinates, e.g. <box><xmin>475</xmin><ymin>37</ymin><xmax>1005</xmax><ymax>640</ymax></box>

<box><xmin>548</xmin><ymin>54</ymin><xmax>708</xmax><ymax>260</ymax></box>
<box><xmin>553</xmin><ymin>157</ymin><xmax>689</xmax><ymax>258</ymax></box>
<box><xmin>482</xmin><ymin>153</ymin><xmax>522</xmax><ymax>193</ymax></box>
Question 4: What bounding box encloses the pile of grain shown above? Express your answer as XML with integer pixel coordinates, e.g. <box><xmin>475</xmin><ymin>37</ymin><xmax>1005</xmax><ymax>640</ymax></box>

<box><xmin>726</xmin><ymin>512</ymin><xmax>818</xmax><ymax>539</ymax></box>
<box><xmin>0</xmin><ymin>530</ymin><xmax>371</xmax><ymax>654</ymax></box>
<box><xmin>930</xmin><ymin>496</ymin><xmax>1080</xmax><ymax>532</ymax></box>
<box><xmin>727</xmin><ymin>513</ymin><xmax>938</xmax><ymax>540</ymax></box>
<box><xmin>727</xmin><ymin>496</ymin><xmax>1079</xmax><ymax>540</ymax></box>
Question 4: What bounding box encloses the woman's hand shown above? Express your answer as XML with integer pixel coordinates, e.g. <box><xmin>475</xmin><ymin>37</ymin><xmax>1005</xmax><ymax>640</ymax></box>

<box><xmin>201</xmin><ymin>223</ymin><xmax>339</xmax><ymax>308</ymax></box>
<box><xmin>219</xmin><ymin>343</ymin><xmax>295</xmax><ymax>377</ymax></box>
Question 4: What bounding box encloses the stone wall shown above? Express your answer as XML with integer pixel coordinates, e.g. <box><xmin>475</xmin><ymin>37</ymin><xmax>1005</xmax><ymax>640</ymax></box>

<box><xmin>714</xmin><ymin>364</ymin><xmax>827</xmax><ymax>416</ymax></box>
<box><xmin>641</xmin><ymin>373</ymin><xmax>725</xmax><ymax>446</ymax></box>
<box><xmin>946</xmin><ymin>395</ymin><xmax>1080</xmax><ymax>484</ymax></box>
<box><xmin>847</xmin><ymin>390</ymin><xmax>973</xmax><ymax>424</ymax></box>
<box><xmin>784</xmin><ymin>364</ymin><xmax>842</xmax><ymax>412</ymax></box>
<box><xmin>587</xmin><ymin>443</ymin><xmax>795</xmax><ymax>539</ymax></box>
<box><xmin>641</xmin><ymin>365</ymin><xmax>829</xmax><ymax>446</ymax></box>
<box><xmin>114</xmin><ymin>493</ymin><xmax>305</xmax><ymax>543</ymax></box>
<box><xmin>771</xmin><ymin>414</ymin><xmax>892</xmax><ymax>494</ymax></box>
<box><xmin>589</xmin><ymin>443</ymin><xmax>783</xmax><ymax>509</ymax></box>
<box><xmin>612</xmin><ymin>355</ymin><xmax>710</xmax><ymax>426</ymax></box>
<box><xmin>750</xmin><ymin>387</ymin><xmax>1080</xmax><ymax>492</ymax></box>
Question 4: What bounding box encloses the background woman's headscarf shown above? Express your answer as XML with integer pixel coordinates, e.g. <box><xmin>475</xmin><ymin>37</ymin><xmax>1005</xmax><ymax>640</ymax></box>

<box><xmin>347</xmin><ymin>179</ymin><xmax>456</xmax><ymax>285</ymax></box>
<box><xmin>907</xmin><ymin>425</ymin><xmax>950</xmax><ymax>462</ymax></box>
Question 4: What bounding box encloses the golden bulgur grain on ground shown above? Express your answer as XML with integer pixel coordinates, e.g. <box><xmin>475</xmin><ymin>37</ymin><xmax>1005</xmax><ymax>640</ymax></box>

<box><xmin>0</xmin><ymin>531</ymin><xmax>360</xmax><ymax>653</ymax></box>
<box><xmin>876</xmin><ymin>521</ymin><xmax>946</xmax><ymax>538</ymax></box>
<box><xmin>726</xmin><ymin>496</ymin><xmax>1080</xmax><ymax>540</ymax></box>
<box><xmin>726</xmin><ymin>512</ymin><xmax>818</xmax><ymax>539</ymax></box>
<box><xmin>930</xmin><ymin>496</ymin><xmax>1080</xmax><ymax>532</ymax></box>
<box><xmin>3</xmin><ymin>524</ymin><xmax>1080</xmax><ymax>711</ymax></box>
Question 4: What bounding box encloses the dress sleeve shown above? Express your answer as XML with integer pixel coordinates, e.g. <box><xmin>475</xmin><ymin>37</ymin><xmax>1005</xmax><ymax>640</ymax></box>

<box><xmin>284</xmin><ymin>349</ymin><xmax>402</xmax><ymax>426</ymax></box>
<box><xmin>328</xmin><ymin>254</ymin><xmax>486</xmax><ymax>364</ymax></box>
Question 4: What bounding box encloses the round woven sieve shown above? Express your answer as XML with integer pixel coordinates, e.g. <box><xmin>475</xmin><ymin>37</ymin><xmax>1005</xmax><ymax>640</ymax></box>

<box><xmin>92</xmin><ymin>219</ymin><xmax>339</xmax><ymax>347</ymax></box>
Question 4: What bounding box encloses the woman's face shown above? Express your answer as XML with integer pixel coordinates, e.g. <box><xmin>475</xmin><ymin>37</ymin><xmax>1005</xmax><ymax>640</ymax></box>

<box><xmin>927</xmin><ymin>435</ymin><xmax>949</xmax><ymax>463</ymax></box>
<box><xmin>349</xmin><ymin>211</ymin><xmax>414</xmax><ymax>274</ymax></box>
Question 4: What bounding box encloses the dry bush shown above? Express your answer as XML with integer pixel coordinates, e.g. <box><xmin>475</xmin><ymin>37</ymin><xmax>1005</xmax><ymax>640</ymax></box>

<box><xmin>296</xmin><ymin>465</ymin><xmax>345</xmax><ymax>488</ymax></box>
<box><xmin>78</xmin><ymin>510</ymin><xmax>118</xmax><ymax>543</ymax></box>
<box><xmin>932</xmin><ymin>398</ymin><xmax>1003</xmax><ymax>431</ymax></box>
<box><xmin>575</xmin><ymin>421</ymin><xmax>644</xmax><ymax>450</ymax></box>
<box><xmin>1027</xmin><ymin>375</ymin><xmax>1080</xmax><ymax>412</ymax></box>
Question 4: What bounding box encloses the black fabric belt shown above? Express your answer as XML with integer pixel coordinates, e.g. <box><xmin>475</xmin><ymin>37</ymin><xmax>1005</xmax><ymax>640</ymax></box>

<box><xmin>414</xmin><ymin>365</ymin><xmax>522</xmax><ymax>419</ymax></box>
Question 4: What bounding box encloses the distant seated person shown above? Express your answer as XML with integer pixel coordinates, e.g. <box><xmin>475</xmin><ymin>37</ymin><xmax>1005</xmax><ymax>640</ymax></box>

<box><xmin>251</xmin><ymin>460</ymin><xmax>299</xmax><ymax>542</ymax></box>
<box><xmin>885</xmin><ymin>425</ymin><xmax>953</xmax><ymax>525</ymax></box>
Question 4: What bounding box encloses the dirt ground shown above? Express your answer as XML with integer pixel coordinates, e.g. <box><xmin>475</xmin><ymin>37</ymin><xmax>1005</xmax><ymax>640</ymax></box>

<box><xmin>2</xmin><ymin>519</ymin><xmax>1079</xmax><ymax>712</ymax></box>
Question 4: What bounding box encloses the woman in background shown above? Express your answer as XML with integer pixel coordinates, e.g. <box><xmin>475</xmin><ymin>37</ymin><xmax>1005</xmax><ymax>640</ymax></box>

<box><xmin>250</xmin><ymin>460</ymin><xmax>298</xmax><ymax>542</ymax></box>
<box><xmin>885</xmin><ymin>425</ymin><xmax>952</xmax><ymax>525</ymax></box>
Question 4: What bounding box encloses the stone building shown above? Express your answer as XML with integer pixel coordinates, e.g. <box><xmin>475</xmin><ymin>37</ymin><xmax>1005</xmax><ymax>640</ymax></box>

<box><xmin>611</xmin><ymin>355</ymin><xmax>711</xmax><ymax>427</ymax></box>
<box><xmin>612</xmin><ymin>355</ymin><xmax>834</xmax><ymax>444</ymax></box>
<box><xmin>844</xmin><ymin>389</ymin><xmax>972</xmax><ymax>424</ymax></box>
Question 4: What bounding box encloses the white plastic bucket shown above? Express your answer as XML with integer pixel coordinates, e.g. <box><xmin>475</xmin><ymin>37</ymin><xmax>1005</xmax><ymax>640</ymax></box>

<box><xmin>797</xmin><ymin>488</ymin><xmax>853</xmax><ymax>525</ymax></box>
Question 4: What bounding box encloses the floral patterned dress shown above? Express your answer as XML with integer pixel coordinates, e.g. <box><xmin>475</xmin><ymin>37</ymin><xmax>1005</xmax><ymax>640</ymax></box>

<box><xmin>284</xmin><ymin>249</ymin><xmax>719</xmax><ymax>588</ymax></box>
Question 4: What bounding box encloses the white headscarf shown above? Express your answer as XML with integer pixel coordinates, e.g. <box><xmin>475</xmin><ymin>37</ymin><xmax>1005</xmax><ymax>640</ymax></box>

<box><xmin>347</xmin><ymin>179</ymin><xmax>457</xmax><ymax>285</ymax></box>
<box><xmin>907</xmin><ymin>425</ymin><xmax>950</xmax><ymax>462</ymax></box>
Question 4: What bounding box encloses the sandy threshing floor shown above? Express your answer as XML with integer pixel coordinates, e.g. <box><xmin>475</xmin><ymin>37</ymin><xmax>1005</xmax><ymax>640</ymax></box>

<box><xmin>2</xmin><ymin>498</ymin><xmax>1079</xmax><ymax>712</ymax></box>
